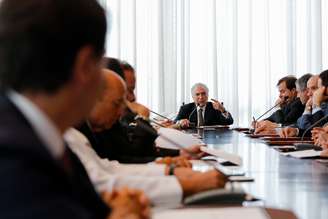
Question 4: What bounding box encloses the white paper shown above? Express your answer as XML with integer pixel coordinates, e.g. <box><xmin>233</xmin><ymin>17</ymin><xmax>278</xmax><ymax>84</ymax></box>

<box><xmin>285</xmin><ymin>149</ymin><xmax>321</xmax><ymax>158</ymax></box>
<box><xmin>155</xmin><ymin>127</ymin><xmax>205</xmax><ymax>150</ymax></box>
<box><xmin>200</xmin><ymin>146</ymin><xmax>243</xmax><ymax>166</ymax></box>
<box><xmin>153</xmin><ymin>207</ymin><xmax>269</xmax><ymax>219</ymax></box>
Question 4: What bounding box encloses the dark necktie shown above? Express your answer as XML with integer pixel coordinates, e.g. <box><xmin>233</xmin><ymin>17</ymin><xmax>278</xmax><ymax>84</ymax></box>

<box><xmin>198</xmin><ymin>108</ymin><xmax>204</xmax><ymax>127</ymax></box>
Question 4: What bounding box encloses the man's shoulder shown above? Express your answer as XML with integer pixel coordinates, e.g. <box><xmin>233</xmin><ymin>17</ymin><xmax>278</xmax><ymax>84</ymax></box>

<box><xmin>179</xmin><ymin>102</ymin><xmax>195</xmax><ymax>111</ymax></box>
<box><xmin>182</xmin><ymin>102</ymin><xmax>195</xmax><ymax>108</ymax></box>
<box><xmin>290</xmin><ymin>98</ymin><xmax>303</xmax><ymax>106</ymax></box>
<box><xmin>0</xmin><ymin>94</ymin><xmax>46</xmax><ymax>154</ymax></box>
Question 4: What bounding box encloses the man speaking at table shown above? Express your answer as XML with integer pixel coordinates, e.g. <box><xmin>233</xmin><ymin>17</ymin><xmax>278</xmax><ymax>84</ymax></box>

<box><xmin>175</xmin><ymin>83</ymin><xmax>233</xmax><ymax>128</ymax></box>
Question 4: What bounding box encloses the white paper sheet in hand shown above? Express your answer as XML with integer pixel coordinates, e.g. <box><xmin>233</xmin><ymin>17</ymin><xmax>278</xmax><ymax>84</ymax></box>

<box><xmin>286</xmin><ymin>149</ymin><xmax>321</xmax><ymax>158</ymax></box>
<box><xmin>200</xmin><ymin>146</ymin><xmax>243</xmax><ymax>166</ymax></box>
<box><xmin>155</xmin><ymin>128</ymin><xmax>205</xmax><ymax>150</ymax></box>
<box><xmin>153</xmin><ymin>207</ymin><xmax>269</xmax><ymax>219</ymax></box>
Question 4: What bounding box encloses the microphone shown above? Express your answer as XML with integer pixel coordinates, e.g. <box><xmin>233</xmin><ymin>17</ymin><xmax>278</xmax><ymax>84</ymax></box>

<box><xmin>186</xmin><ymin>103</ymin><xmax>200</xmax><ymax>128</ymax></box>
<box><xmin>254</xmin><ymin>96</ymin><xmax>288</xmax><ymax>122</ymax></box>
<box><xmin>150</xmin><ymin>110</ymin><xmax>172</xmax><ymax>122</ymax></box>
<box><xmin>188</xmin><ymin>103</ymin><xmax>199</xmax><ymax>121</ymax></box>
<box><xmin>301</xmin><ymin>114</ymin><xmax>328</xmax><ymax>141</ymax></box>
<box><xmin>134</xmin><ymin>115</ymin><xmax>166</xmax><ymax>128</ymax></box>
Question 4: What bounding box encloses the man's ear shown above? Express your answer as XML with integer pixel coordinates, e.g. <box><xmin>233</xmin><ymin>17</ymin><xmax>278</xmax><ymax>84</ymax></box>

<box><xmin>291</xmin><ymin>88</ymin><xmax>297</xmax><ymax>95</ymax></box>
<box><xmin>71</xmin><ymin>45</ymin><xmax>96</xmax><ymax>86</ymax></box>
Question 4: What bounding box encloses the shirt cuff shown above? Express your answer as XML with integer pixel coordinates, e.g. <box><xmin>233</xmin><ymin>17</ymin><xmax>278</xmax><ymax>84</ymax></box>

<box><xmin>312</xmin><ymin>107</ymin><xmax>322</xmax><ymax>115</ymax></box>
<box><xmin>303</xmin><ymin>110</ymin><xmax>311</xmax><ymax>115</ymax></box>
<box><xmin>222</xmin><ymin>111</ymin><xmax>230</xmax><ymax>118</ymax></box>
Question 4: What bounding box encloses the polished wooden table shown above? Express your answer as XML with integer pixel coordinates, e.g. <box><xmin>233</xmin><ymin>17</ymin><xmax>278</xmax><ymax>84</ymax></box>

<box><xmin>191</xmin><ymin>128</ymin><xmax>328</xmax><ymax>219</ymax></box>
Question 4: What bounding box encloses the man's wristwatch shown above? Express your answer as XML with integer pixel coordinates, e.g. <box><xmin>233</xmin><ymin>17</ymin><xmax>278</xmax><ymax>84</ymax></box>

<box><xmin>168</xmin><ymin>164</ymin><xmax>176</xmax><ymax>175</ymax></box>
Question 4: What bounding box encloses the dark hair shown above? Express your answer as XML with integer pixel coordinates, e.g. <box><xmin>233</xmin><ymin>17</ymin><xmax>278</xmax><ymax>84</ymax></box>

<box><xmin>319</xmin><ymin>70</ymin><xmax>328</xmax><ymax>87</ymax></box>
<box><xmin>121</xmin><ymin>61</ymin><xmax>135</xmax><ymax>73</ymax></box>
<box><xmin>296</xmin><ymin>73</ymin><xmax>312</xmax><ymax>91</ymax></box>
<box><xmin>104</xmin><ymin>57</ymin><xmax>125</xmax><ymax>80</ymax></box>
<box><xmin>0</xmin><ymin>0</ymin><xmax>107</xmax><ymax>93</ymax></box>
<box><xmin>277</xmin><ymin>76</ymin><xmax>297</xmax><ymax>90</ymax></box>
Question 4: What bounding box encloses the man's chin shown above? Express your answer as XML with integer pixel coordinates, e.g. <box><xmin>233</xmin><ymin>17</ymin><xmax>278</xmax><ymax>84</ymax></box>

<box><xmin>198</xmin><ymin>102</ymin><xmax>206</xmax><ymax>107</ymax></box>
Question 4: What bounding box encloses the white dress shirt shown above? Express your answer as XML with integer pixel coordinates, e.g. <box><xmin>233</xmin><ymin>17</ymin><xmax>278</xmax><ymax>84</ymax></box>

<box><xmin>64</xmin><ymin>128</ymin><xmax>183</xmax><ymax>206</ymax></box>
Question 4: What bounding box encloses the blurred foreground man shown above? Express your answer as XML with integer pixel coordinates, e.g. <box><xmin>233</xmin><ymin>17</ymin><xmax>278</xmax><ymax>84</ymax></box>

<box><xmin>0</xmin><ymin>0</ymin><xmax>148</xmax><ymax>218</ymax></box>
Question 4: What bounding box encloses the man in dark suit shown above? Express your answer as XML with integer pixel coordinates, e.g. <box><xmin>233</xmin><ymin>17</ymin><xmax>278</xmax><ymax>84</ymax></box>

<box><xmin>0</xmin><ymin>0</ymin><xmax>148</xmax><ymax>218</ymax></box>
<box><xmin>255</xmin><ymin>76</ymin><xmax>305</xmax><ymax>134</ymax></box>
<box><xmin>280</xmin><ymin>70</ymin><xmax>328</xmax><ymax>138</ymax></box>
<box><xmin>175</xmin><ymin>83</ymin><xmax>233</xmax><ymax>128</ymax></box>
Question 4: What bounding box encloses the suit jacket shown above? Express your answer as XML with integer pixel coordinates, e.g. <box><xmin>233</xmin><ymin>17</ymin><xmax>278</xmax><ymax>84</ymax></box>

<box><xmin>78</xmin><ymin>120</ymin><xmax>179</xmax><ymax>164</ymax></box>
<box><xmin>0</xmin><ymin>94</ymin><xmax>109</xmax><ymax>219</ymax></box>
<box><xmin>175</xmin><ymin>102</ymin><xmax>234</xmax><ymax>126</ymax></box>
<box><xmin>265</xmin><ymin>98</ymin><xmax>304</xmax><ymax>126</ymax></box>
<box><xmin>296</xmin><ymin>102</ymin><xmax>328</xmax><ymax>130</ymax></box>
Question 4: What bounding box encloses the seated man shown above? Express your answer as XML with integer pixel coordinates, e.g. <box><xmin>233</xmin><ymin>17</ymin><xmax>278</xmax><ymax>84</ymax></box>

<box><xmin>0</xmin><ymin>1</ymin><xmax>148</xmax><ymax>218</ymax></box>
<box><xmin>175</xmin><ymin>83</ymin><xmax>233</xmax><ymax>128</ymax></box>
<box><xmin>280</xmin><ymin>70</ymin><xmax>328</xmax><ymax>137</ymax></box>
<box><xmin>67</xmin><ymin>70</ymin><xmax>227</xmax><ymax>206</ymax></box>
<box><xmin>295</xmin><ymin>75</ymin><xmax>319</xmax><ymax>130</ymax></box>
<box><xmin>255</xmin><ymin>75</ymin><xmax>305</xmax><ymax>134</ymax></box>
<box><xmin>84</xmin><ymin>68</ymin><xmax>186</xmax><ymax>163</ymax></box>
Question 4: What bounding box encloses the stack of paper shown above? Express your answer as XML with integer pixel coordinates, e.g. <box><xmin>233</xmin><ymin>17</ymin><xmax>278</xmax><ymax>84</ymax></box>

<box><xmin>200</xmin><ymin>146</ymin><xmax>243</xmax><ymax>166</ymax></box>
<box><xmin>155</xmin><ymin>127</ymin><xmax>205</xmax><ymax>150</ymax></box>
<box><xmin>283</xmin><ymin>149</ymin><xmax>321</xmax><ymax>158</ymax></box>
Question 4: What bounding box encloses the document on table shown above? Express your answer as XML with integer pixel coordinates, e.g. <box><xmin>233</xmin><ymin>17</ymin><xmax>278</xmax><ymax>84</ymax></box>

<box><xmin>200</xmin><ymin>146</ymin><xmax>242</xmax><ymax>166</ymax></box>
<box><xmin>199</xmin><ymin>125</ymin><xmax>230</xmax><ymax>129</ymax></box>
<box><xmin>283</xmin><ymin>149</ymin><xmax>321</xmax><ymax>158</ymax></box>
<box><xmin>155</xmin><ymin>127</ymin><xmax>205</xmax><ymax>150</ymax></box>
<box><xmin>153</xmin><ymin>207</ymin><xmax>270</xmax><ymax>219</ymax></box>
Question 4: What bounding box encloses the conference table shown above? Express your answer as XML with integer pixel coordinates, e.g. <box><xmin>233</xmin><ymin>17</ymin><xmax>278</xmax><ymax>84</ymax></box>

<box><xmin>189</xmin><ymin>128</ymin><xmax>328</xmax><ymax>219</ymax></box>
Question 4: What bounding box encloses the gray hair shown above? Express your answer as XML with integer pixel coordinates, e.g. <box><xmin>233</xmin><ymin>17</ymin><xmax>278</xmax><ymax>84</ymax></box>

<box><xmin>191</xmin><ymin>83</ymin><xmax>209</xmax><ymax>96</ymax></box>
<box><xmin>296</xmin><ymin>73</ymin><xmax>313</xmax><ymax>91</ymax></box>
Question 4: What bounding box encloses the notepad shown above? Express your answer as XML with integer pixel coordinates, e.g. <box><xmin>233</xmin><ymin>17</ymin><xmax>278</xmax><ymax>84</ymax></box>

<box><xmin>200</xmin><ymin>146</ymin><xmax>243</xmax><ymax>166</ymax></box>
<box><xmin>153</xmin><ymin>207</ymin><xmax>270</xmax><ymax>219</ymax></box>
<box><xmin>199</xmin><ymin>125</ymin><xmax>230</xmax><ymax>129</ymax></box>
<box><xmin>155</xmin><ymin>127</ymin><xmax>205</xmax><ymax>150</ymax></box>
<box><xmin>284</xmin><ymin>149</ymin><xmax>321</xmax><ymax>158</ymax></box>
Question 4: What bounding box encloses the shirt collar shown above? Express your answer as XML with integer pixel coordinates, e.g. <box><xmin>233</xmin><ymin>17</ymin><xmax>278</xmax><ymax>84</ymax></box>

<box><xmin>7</xmin><ymin>90</ymin><xmax>65</xmax><ymax>159</ymax></box>
<box><xmin>195</xmin><ymin>103</ymin><xmax>206</xmax><ymax>111</ymax></box>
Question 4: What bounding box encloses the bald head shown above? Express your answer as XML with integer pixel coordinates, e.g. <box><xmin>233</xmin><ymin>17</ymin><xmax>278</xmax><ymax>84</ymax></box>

<box><xmin>307</xmin><ymin>75</ymin><xmax>319</xmax><ymax>98</ymax></box>
<box><xmin>103</xmin><ymin>69</ymin><xmax>126</xmax><ymax>98</ymax></box>
<box><xmin>89</xmin><ymin>69</ymin><xmax>127</xmax><ymax>131</ymax></box>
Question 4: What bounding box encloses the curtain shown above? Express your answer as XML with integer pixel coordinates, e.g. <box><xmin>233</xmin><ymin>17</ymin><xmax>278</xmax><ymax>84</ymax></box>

<box><xmin>102</xmin><ymin>0</ymin><xmax>326</xmax><ymax>126</ymax></box>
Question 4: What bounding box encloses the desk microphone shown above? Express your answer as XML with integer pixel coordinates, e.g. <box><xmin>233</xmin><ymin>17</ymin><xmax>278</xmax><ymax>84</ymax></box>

<box><xmin>188</xmin><ymin>103</ymin><xmax>200</xmax><ymax>125</ymax></box>
<box><xmin>254</xmin><ymin>96</ymin><xmax>288</xmax><ymax>122</ymax></box>
<box><xmin>187</xmin><ymin>103</ymin><xmax>200</xmax><ymax>128</ymax></box>
<box><xmin>301</xmin><ymin>114</ymin><xmax>328</xmax><ymax>141</ymax></box>
<box><xmin>150</xmin><ymin>110</ymin><xmax>173</xmax><ymax>122</ymax></box>
<box><xmin>134</xmin><ymin>115</ymin><xmax>166</xmax><ymax>128</ymax></box>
